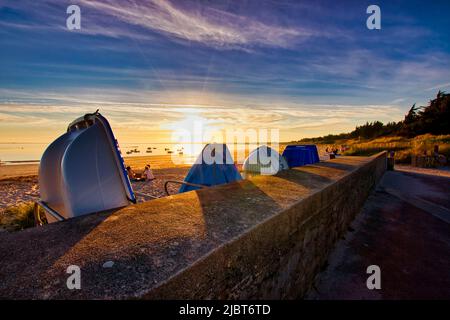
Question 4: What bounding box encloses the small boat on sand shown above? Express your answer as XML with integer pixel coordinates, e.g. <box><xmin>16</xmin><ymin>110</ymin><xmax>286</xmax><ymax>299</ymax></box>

<box><xmin>243</xmin><ymin>145</ymin><xmax>288</xmax><ymax>175</ymax></box>
<box><xmin>36</xmin><ymin>111</ymin><xmax>136</xmax><ymax>223</ymax></box>
<box><xmin>164</xmin><ymin>143</ymin><xmax>242</xmax><ymax>194</ymax></box>
<box><xmin>282</xmin><ymin>145</ymin><xmax>319</xmax><ymax>168</ymax></box>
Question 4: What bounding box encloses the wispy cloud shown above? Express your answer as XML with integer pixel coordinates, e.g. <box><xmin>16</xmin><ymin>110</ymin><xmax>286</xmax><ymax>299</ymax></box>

<box><xmin>425</xmin><ymin>82</ymin><xmax>450</xmax><ymax>91</ymax></box>
<box><xmin>1</xmin><ymin>0</ymin><xmax>449</xmax><ymax>144</ymax></box>
<box><xmin>78</xmin><ymin>0</ymin><xmax>310</xmax><ymax>49</ymax></box>
<box><xmin>0</xmin><ymin>87</ymin><xmax>404</xmax><ymax>143</ymax></box>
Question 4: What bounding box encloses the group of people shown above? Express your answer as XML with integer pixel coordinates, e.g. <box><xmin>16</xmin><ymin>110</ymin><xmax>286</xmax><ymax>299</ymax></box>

<box><xmin>325</xmin><ymin>147</ymin><xmax>340</xmax><ymax>155</ymax></box>
<box><xmin>126</xmin><ymin>164</ymin><xmax>155</xmax><ymax>184</ymax></box>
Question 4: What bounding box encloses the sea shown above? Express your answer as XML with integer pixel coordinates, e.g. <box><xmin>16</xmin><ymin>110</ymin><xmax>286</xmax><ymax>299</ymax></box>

<box><xmin>0</xmin><ymin>142</ymin><xmax>258</xmax><ymax>165</ymax></box>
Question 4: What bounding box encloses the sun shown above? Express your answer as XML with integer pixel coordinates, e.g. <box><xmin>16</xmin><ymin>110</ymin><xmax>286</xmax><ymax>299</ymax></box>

<box><xmin>162</xmin><ymin>112</ymin><xmax>222</xmax><ymax>157</ymax></box>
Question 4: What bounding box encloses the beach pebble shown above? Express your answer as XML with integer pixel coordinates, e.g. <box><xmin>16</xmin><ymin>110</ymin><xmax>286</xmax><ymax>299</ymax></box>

<box><xmin>102</xmin><ymin>261</ymin><xmax>114</xmax><ymax>268</ymax></box>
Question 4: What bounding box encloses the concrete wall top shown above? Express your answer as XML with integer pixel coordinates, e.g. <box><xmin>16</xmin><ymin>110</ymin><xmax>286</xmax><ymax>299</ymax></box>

<box><xmin>0</xmin><ymin>152</ymin><xmax>387</xmax><ymax>299</ymax></box>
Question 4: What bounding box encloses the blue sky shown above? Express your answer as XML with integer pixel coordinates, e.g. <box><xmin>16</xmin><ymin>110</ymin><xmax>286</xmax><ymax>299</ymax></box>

<box><xmin>0</xmin><ymin>0</ymin><xmax>449</xmax><ymax>143</ymax></box>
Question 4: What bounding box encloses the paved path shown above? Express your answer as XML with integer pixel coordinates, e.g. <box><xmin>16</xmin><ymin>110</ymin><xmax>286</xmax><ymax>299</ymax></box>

<box><xmin>307</xmin><ymin>166</ymin><xmax>450</xmax><ymax>299</ymax></box>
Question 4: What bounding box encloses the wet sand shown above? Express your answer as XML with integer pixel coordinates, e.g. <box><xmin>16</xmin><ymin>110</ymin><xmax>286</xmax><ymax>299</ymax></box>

<box><xmin>0</xmin><ymin>155</ymin><xmax>191</xmax><ymax>180</ymax></box>
<box><xmin>0</xmin><ymin>163</ymin><xmax>40</xmax><ymax>180</ymax></box>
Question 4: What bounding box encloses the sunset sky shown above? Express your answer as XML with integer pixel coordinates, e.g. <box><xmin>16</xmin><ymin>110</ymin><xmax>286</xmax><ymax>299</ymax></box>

<box><xmin>1</xmin><ymin>0</ymin><xmax>449</xmax><ymax>144</ymax></box>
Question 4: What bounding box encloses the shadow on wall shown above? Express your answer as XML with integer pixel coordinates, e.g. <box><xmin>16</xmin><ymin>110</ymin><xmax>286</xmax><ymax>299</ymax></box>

<box><xmin>0</xmin><ymin>155</ymin><xmax>382</xmax><ymax>299</ymax></box>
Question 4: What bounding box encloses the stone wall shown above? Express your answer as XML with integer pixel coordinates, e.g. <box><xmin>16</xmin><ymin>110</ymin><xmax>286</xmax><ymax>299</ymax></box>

<box><xmin>0</xmin><ymin>152</ymin><xmax>386</xmax><ymax>299</ymax></box>
<box><xmin>146</xmin><ymin>152</ymin><xmax>387</xmax><ymax>299</ymax></box>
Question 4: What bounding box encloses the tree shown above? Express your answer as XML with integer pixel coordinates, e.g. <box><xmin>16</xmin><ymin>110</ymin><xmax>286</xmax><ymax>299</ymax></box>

<box><xmin>400</xmin><ymin>104</ymin><xmax>420</xmax><ymax>137</ymax></box>
<box><xmin>298</xmin><ymin>91</ymin><xmax>449</xmax><ymax>142</ymax></box>
<box><xmin>400</xmin><ymin>91</ymin><xmax>450</xmax><ymax>137</ymax></box>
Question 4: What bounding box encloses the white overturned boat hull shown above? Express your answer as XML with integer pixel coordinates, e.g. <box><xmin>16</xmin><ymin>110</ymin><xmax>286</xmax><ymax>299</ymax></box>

<box><xmin>39</xmin><ymin>111</ymin><xmax>135</xmax><ymax>222</ymax></box>
<box><xmin>243</xmin><ymin>145</ymin><xmax>288</xmax><ymax>175</ymax></box>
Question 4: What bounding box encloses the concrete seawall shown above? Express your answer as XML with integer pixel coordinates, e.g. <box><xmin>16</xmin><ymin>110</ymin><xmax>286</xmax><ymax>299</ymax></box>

<box><xmin>0</xmin><ymin>152</ymin><xmax>387</xmax><ymax>299</ymax></box>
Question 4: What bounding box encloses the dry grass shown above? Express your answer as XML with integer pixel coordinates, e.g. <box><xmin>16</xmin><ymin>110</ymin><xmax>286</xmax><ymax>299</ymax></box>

<box><xmin>336</xmin><ymin>134</ymin><xmax>450</xmax><ymax>163</ymax></box>
<box><xmin>0</xmin><ymin>202</ymin><xmax>38</xmax><ymax>232</ymax></box>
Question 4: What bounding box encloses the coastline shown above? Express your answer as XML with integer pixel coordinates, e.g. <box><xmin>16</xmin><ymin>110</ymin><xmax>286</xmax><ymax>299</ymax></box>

<box><xmin>0</xmin><ymin>155</ymin><xmax>192</xmax><ymax>212</ymax></box>
<box><xmin>0</xmin><ymin>154</ymin><xmax>192</xmax><ymax>180</ymax></box>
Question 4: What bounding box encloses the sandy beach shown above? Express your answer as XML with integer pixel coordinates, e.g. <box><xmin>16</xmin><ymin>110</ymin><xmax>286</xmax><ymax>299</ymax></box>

<box><xmin>0</xmin><ymin>145</ymin><xmax>345</xmax><ymax>211</ymax></box>
<box><xmin>0</xmin><ymin>155</ymin><xmax>191</xmax><ymax>211</ymax></box>
<box><xmin>5</xmin><ymin>146</ymin><xmax>447</xmax><ymax>214</ymax></box>
<box><xmin>0</xmin><ymin>144</ymin><xmax>289</xmax><ymax>211</ymax></box>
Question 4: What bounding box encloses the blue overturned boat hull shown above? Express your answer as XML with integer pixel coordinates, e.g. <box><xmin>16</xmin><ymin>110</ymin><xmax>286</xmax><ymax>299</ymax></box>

<box><xmin>179</xmin><ymin>144</ymin><xmax>242</xmax><ymax>193</ymax></box>
<box><xmin>282</xmin><ymin>144</ymin><xmax>320</xmax><ymax>168</ymax></box>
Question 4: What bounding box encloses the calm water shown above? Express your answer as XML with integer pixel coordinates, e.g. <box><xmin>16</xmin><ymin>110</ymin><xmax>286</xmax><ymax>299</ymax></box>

<box><xmin>0</xmin><ymin>143</ymin><xmax>46</xmax><ymax>163</ymax></box>
<box><xmin>0</xmin><ymin>142</ymin><xmax>253</xmax><ymax>163</ymax></box>
<box><xmin>0</xmin><ymin>142</ymin><xmax>329</xmax><ymax>165</ymax></box>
